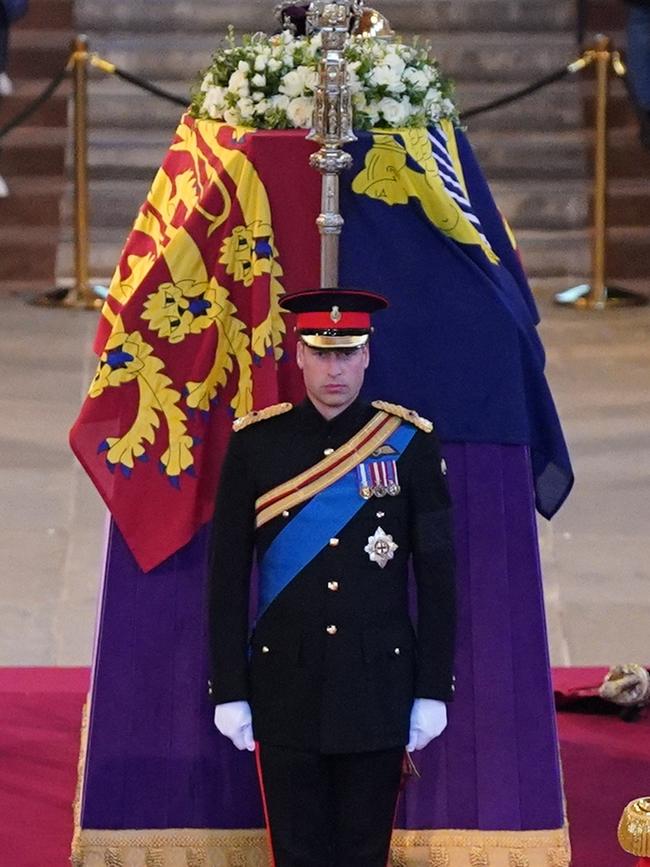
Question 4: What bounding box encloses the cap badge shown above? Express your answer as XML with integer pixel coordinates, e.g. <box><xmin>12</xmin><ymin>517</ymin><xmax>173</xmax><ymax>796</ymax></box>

<box><xmin>330</xmin><ymin>305</ymin><xmax>342</xmax><ymax>323</ymax></box>
<box><xmin>364</xmin><ymin>526</ymin><xmax>398</xmax><ymax>569</ymax></box>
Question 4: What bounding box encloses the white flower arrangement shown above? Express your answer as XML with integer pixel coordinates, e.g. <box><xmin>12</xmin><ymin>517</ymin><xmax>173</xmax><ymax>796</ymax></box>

<box><xmin>191</xmin><ymin>28</ymin><xmax>458</xmax><ymax>130</ymax></box>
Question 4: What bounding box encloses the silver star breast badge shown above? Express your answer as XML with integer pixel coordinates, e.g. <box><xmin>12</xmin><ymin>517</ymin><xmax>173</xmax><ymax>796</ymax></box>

<box><xmin>364</xmin><ymin>526</ymin><xmax>398</xmax><ymax>569</ymax></box>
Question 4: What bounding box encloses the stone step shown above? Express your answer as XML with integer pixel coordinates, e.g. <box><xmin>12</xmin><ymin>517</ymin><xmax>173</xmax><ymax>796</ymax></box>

<box><xmin>493</xmin><ymin>177</ymin><xmax>650</xmax><ymax>231</ymax></box>
<box><xmin>80</xmin><ymin>0</ymin><xmax>574</xmax><ymax>35</ymax></box>
<box><xmin>57</xmin><ymin>172</ymin><xmax>649</xmax><ymax>237</ymax></box>
<box><xmin>0</xmin><ymin>177</ymin><xmax>65</xmax><ymax>226</ymax></box>
<box><xmin>0</xmin><ymin>226</ymin><xmax>60</xmax><ymax>281</ymax></box>
<box><xmin>85</xmin><ymin>78</ymin><xmax>188</xmax><ymax>129</ymax></box>
<box><xmin>79</xmin><ymin>29</ymin><xmax>576</xmax><ymax>85</ymax></box>
<box><xmin>13</xmin><ymin>0</ymin><xmax>73</xmax><ymax>30</ymax></box>
<box><xmin>459</xmin><ymin>80</ymin><xmax>583</xmax><ymax>132</ymax></box>
<box><xmin>517</xmin><ymin>226</ymin><xmax>650</xmax><ymax>279</ymax></box>
<box><xmin>0</xmin><ymin>81</ymin><xmax>69</xmax><ymax>128</ymax></box>
<box><xmin>81</xmin><ymin>126</ymin><xmax>592</xmax><ymax>183</ymax></box>
<box><xmin>382</xmin><ymin>0</ymin><xmax>575</xmax><ymax>34</ymax></box>
<box><xmin>581</xmin><ymin>0</ymin><xmax>625</xmax><ymax>35</ymax></box>
<box><xmin>55</xmin><ymin>223</ymin><xmax>648</xmax><ymax>286</ymax></box>
<box><xmin>8</xmin><ymin>29</ymin><xmax>74</xmax><ymax>78</ymax></box>
<box><xmin>471</xmin><ymin>129</ymin><xmax>588</xmax><ymax>180</ymax></box>
<box><xmin>0</xmin><ymin>126</ymin><xmax>68</xmax><ymax>177</ymax></box>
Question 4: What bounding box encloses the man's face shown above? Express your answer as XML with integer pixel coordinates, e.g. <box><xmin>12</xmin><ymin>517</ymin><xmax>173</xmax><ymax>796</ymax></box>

<box><xmin>296</xmin><ymin>340</ymin><xmax>370</xmax><ymax>419</ymax></box>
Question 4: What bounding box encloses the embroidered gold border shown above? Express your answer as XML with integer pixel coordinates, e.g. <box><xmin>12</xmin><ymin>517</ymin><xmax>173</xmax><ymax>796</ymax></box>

<box><xmin>71</xmin><ymin>825</ymin><xmax>570</xmax><ymax>867</ymax></box>
<box><xmin>255</xmin><ymin>412</ymin><xmax>401</xmax><ymax>528</ymax></box>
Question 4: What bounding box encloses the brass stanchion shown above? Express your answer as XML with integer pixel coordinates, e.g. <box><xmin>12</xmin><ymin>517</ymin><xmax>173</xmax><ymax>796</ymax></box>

<box><xmin>33</xmin><ymin>35</ymin><xmax>101</xmax><ymax>309</ymax></box>
<box><xmin>555</xmin><ymin>35</ymin><xmax>647</xmax><ymax>309</ymax></box>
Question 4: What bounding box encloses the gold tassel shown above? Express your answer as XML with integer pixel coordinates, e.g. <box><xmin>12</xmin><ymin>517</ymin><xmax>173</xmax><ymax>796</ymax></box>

<box><xmin>508</xmin><ymin>849</ymin><xmax>529</xmax><ymax>867</ymax></box>
<box><xmin>470</xmin><ymin>847</ymin><xmax>489</xmax><ymax>866</ymax></box>
<box><xmin>145</xmin><ymin>847</ymin><xmax>164</xmax><ymax>867</ymax></box>
<box><xmin>548</xmin><ymin>846</ymin><xmax>571</xmax><ymax>867</ymax></box>
<box><xmin>618</xmin><ymin>797</ymin><xmax>650</xmax><ymax>856</ymax></box>
<box><xmin>186</xmin><ymin>847</ymin><xmax>207</xmax><ymax>867</ymax></box>
<box><xmin>104</xmin><ymin>848</ymin><xmax>123</xmax><ymax>867</ymax></box>
<box><xmin>429</xmin><ymin>845</ymin><xmax>450</xmax><ymax>867</ymax></box>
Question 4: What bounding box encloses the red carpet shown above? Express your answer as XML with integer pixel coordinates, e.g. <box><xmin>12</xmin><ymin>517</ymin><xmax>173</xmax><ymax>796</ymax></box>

<box><xmin>0</xmin><ymin>668</ymin><xmax>90</xmax><ymax>867</ymax></box>
<box><xmin>0</xmin><ymin>667</ymin><xmax>647</xmax><ymax>866</ymax></box>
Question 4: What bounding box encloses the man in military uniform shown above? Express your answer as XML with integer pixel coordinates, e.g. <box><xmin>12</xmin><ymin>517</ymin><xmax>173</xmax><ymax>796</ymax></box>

<box><xmin>209</xmin><ymin>289</ymin><xmax>456</xmax><ymax>867</ymax></box>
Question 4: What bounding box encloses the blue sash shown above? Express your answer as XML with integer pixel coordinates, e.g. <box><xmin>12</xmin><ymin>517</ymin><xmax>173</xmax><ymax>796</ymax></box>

<box><xmin>257</xmin><ymin>423</ymin><xmax>416</xmax><ymax>617</ymax></box>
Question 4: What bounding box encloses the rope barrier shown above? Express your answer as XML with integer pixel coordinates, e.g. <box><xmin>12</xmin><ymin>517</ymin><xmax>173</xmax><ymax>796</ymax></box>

<box><xmin>0</xmin><ymin>64</ymin><xmax>69</xmax><ymax>140</ymax></box>
<box><xmin>0</xmin><ymin>51</ymin><xmax>187</xmax><ymax>144</ymax></box>
<box><xmin>2</xmin><ymin>33</ymin><xmax>643</xmax><ymax>311</ymax></box>
<box><xmin>459</xmin><ymin>65</ymin><xmax>576</xmax><ymax>121</ymax></box>
<box><xmin>89</xmin><ymin>55</ymin><xmax>188</xmax><ymax>107</ymax></box>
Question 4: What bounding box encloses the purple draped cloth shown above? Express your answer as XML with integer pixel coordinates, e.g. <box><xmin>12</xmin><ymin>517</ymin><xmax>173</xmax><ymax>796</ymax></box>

<box><xmin>80</xmin><ymin>442</ymin><xmax>563</xmax><ymax>833</ymax></box>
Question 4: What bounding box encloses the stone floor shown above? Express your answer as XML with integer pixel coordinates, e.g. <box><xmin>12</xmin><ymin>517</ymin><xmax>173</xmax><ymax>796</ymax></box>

<box><xmin>0</xmin><ymin>284</ymin><xmax>648</xmax><ymax>668</ymax></box>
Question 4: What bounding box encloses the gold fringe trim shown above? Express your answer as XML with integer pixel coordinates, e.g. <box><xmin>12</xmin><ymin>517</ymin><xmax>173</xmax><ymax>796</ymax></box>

<box><xmin>71</xmin><ymin>826</ymin><xmax>570</xmax><ymax>867</ymax></box>
<box><xmin>72</xmin><ymin>687</ymin><xmax>570</xmax><ymax>866</ymax></box>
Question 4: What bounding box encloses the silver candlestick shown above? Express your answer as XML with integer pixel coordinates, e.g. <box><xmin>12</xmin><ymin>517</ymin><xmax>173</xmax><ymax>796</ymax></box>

<box><xmin>306</xmin><ymin>1</ymin><xmax>362</xmax><ymax>288</ymax></box>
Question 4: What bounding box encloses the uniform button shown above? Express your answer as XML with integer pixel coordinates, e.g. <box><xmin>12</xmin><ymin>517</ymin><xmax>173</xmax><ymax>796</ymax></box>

<box><xmin>324</xmin><ymin>447</ymin><xmax>334</xmax><ymax>456</ymax></box>
<box><xmin>329</xmin><ymin>537</ymin><xmax>340</xmax><ymax>547</ymax></box>
<box><xmin>282</xmin><ymin>510</ymin><xmax>290</xmax><ymax>518</ymax></box>
<box><xmin>327</xmin><ymin>581</ymin><xmax>339</xmax><ymax>592</ymax></box>
<box><xmin>326</xmin><ymin>625</ymin><xmax>338</xmax><ymax>635</ymax></box>
<box><xmin>394</xmin><ymin>647</ymin><xmax>401</xmax><ymax>656</ymax></box>
<box><xmin>261</xmin><ymin>646</ymin><xmax>270</xmax><ymax>654</ymax></box>
<box><xmin>376</xmin><ymin>511</ymin><xmax>385</xmax><ymax>518</ymax></box>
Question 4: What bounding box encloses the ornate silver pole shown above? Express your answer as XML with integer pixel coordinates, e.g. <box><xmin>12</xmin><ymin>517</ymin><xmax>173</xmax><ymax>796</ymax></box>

<box><xmin>307</xmin><ymin>2</ymin><xmax>362</xmax><ymax>288</ymax></box>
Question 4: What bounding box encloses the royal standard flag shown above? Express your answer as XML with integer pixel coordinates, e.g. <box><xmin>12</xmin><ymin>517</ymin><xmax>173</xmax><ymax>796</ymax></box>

<box><xmin>70</xmin><ymin>118</ymin><xmax>572</xmax><ymax>571</ymax></box>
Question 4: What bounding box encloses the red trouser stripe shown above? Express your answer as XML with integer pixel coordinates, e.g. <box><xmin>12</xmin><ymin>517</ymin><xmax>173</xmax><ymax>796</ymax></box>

<box><xmin>254</xmin><ymin>743</ymin><xmax>277</xmax><ymax>867</ymax></box>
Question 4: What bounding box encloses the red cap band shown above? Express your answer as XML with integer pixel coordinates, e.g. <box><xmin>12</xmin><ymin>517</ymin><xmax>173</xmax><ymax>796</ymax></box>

<box><xmin>296</xmin><ymin>312</ymin><xmax>371</xmax><ymax>330</ymax></box>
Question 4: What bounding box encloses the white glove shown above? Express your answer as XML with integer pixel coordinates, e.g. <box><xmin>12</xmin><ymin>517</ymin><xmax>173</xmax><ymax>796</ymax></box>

<box><xmin>214</xmin><ymin>701</ymin><xmax>255</xmax><ymax>751</ymax></box>
<box><xmin>406</xmin><ymin>698</ymin><xmax>447</xmax><ymax>752</ymax></box>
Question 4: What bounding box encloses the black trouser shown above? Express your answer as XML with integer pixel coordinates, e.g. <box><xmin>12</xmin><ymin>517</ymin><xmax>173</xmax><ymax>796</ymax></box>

<box><xmin>256</xmin><ymin>743</ymin><xmax>404</xmax><ymax>867</ymax></box>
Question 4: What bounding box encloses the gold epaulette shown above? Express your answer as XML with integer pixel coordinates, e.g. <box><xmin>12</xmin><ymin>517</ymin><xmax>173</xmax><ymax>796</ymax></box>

<box><xmin>232</xmin><ymin>402</ymin><xmax>293</xmax><ymax>432</ymax></box>
<box><xmin>371</xmin><ymin>400</ymin><xmax>434</xmax><ymax>433</ymax></box>
<box><xmin>618</xmin><ymin>798</ymin><xmax>650</xmax><ymax>857</ymax></box>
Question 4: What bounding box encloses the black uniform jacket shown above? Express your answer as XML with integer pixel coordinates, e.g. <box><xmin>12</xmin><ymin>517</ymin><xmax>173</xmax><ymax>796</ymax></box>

<box><xmin>208</xmin><ymin>398</ymin><xmax>456</xmax><ymax>754</ymax></box>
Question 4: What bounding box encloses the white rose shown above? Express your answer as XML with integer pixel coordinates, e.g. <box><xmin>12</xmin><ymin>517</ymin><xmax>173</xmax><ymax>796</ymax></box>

<box><xmin>347</xmin><ymin>68</ymin><xmax>362</xmax><ymax>95</ymax></box>
<box><xmin>369</xmin><ymin>63</ymin><xmax>406</xmax><ymax>94</ymax></box>
<box><xmin>303</xmin><ymin>67</ymin><xmax>318</xmax><ymax>93</ymax></box>
<box><xmin>252</xmin><ymin>90</ymin><xmax>265</xmax><ymax>102</ymax></box>
<box><xmin>267</xmin><ymin>58</ymin><xmax>282</xmax><ymax>72</ymax></box>
<box><xmin>280</xmin><ymin>67</ymin><xmax>309</xmax><ymax>98</ymax></box>
<box><xmin>377</xmin><ymin>96</ymin><xmax>412</xmax><ymax>126</ymax></box>
<box><xmin>251</xmin><ymin>73</ymin><xmax>266</xmax><ymax>88</ymax></box>
<box><xmin>200</xmin><ymin>72</ymin><xmax>213</xmax><ymax>93</ymax></box>
<box><xmin>202</xmin><ymin>85</ymin><xmax>227</xmax><ymax>118</ymax></box>
<box><xmin>366</xmin><ymin>100</ymin><xmax>381</xmax><ymax>126</ymax></box>
<box><xmin>403</xmin><ymin>68</ymin><xmax>429</xmax><ymax>92</ymax></box>
<box><xmin>254</xmin><ymin>99</ymin><xmax>270</xmax><ymax>115</ymax></box>
<box><xmin>270</xmin><ymin>93</ymin><xmax>290</xmax><ymax>111</ymax></box>
<box><xmin>286</xmin><ymin>96</ymin><xmax>314</xmax><ymax>128</ymax></box>
<box><xmin>384</xmin><ymin>51</ymin><xmax>406</xmax><ymax>77</ymax></box>
<box><xmin>254</xmin><ymin>54</ymin><xmax>268</xmax><ymax>72</ymax></box>
<box><xmin>223</xmin><ymin>107</ymin><xmax>241</xmax><ymax>126</ymax></box>
<box><xmin>237</xmin><ymin>60</ymin><xmax>250</xmax><ymax>74</ymax></box>
<box><xmin>238</xmin><ymin>97</ymin><xmax>255</xmax><ymax>121</ymax></box>
<box><xmin>424</xmin><ymin>88</ymin><xmax>442</xmax><ymax>118</ymax></box>
<box><xmin>228</xmin><ymin>69</ymin><xmax>250</xmax><ymax>96</ymax></box>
